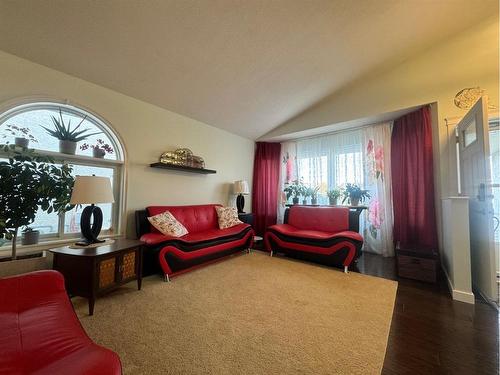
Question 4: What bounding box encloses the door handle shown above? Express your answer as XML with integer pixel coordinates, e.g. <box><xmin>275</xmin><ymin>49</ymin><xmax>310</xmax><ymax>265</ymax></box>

<box><xmin>494</xmin><ymin>216</ymin><xmax>500</xmax><ymax>232</ymax></box>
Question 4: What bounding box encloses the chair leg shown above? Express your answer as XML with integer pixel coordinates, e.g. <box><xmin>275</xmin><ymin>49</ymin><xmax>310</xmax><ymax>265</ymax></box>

<box><xmin>344</xmin><ymin>266</ymin><xmax>348</xmax><ymax>274</ymax></box>
<box><xmin>164</xmin><ymin>274</ymin><xmax>170</xmax><ymax>282</ymax></box>
<box><xmin>270</xmin><ymin>250</ymin><xmax>273</xmax><ymax>257</ymax></box>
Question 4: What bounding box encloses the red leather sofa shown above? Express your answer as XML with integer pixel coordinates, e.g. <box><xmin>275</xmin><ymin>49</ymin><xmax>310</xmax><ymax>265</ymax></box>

<box><xmin>0</xmin><ymin>270</ymin><xmax>121</xmax><ymax>375</ymax></box>
<box><xmin>136</xmin><ymin>204</ymin><xmax>254</xmax><ymax>280</ymax></box>
<box><xmin>264</xmin><ymin>206</ymin><xmax>363</xmax><ymax>272</ymax></box>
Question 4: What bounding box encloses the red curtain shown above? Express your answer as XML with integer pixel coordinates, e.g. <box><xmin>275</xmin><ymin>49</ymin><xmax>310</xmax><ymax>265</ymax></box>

<box><xmin>252</xmin><ymin>142</ymin><xmax>281</xmax><ymax>236</ymax></box>
<box><xmin>391</xmin><ymin>106</ymin><xmax>438</xmax><ymax>251</ymax></box>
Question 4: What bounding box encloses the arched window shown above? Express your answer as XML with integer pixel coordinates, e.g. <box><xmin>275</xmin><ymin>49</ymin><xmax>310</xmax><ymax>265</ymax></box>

<box><xmin>0</xmin><ymin>101</ymin><xmax>125</xmax><ymax>244</ymax></box>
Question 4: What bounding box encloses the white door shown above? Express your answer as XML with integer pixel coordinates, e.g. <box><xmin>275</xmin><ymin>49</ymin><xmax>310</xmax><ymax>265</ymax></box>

<box><xmin>457</xmin><ymin>96</ymin><xmax>497</xmax><ymax>305</ymax></box>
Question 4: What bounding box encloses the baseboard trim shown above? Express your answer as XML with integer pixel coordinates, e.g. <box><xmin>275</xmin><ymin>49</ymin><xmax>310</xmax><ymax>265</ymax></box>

<box><xmin>442</xmin><ymin>265</ymin><xmax>475</xmax><ymax>304</ymax></box>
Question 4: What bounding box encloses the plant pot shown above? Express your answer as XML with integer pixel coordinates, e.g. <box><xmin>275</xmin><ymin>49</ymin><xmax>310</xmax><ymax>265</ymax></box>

<box><xmin>311</xmin><ymin>198</ymin><xmax>318</xmax><ymax>205</ymax></box>
<box><xmin>292</xmin><ymin>197</ymin><xmax>299</xmax><ymax>205</ymax></box>
<box><xmin>21</xmin><ymin>230</ymin><xmax>40</xmax><ymax>246</ymax></box>
<box><xmin>93</xmin><ymin>148</ymin><xmax>106</xmax><ymax>158</ymax></box>
<box><xmin>302</xmin><ymin>199</ymin><xmax>307</xmax><ymax>205</ymax></box>
<box><xmin>59</xmin><ymin>140</ymin><xmax>77</xmax><ymax>155</ymax></box>
<box><xmin>350</xmin><ymin>197</ymin><xmax>360</xmax><ymax>206</ymax></box>
<box><xmin>14</xmin><ymin>137</ymin><xmax>29</xmax><ymax>148</ymax></box>
<box><xmin>329</xmin><ymin>198</ymin><xmax>337</xmax><ymax>206</ymax></box>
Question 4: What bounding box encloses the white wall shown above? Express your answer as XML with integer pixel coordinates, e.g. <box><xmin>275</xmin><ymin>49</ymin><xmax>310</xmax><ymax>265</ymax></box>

<box><xmin>0</xmin><ymin>51</ymin><xmax>255</xmax><ymax>237</ymax></box>
<box><xmin>442</xmin><ymin>197</ymin><xmax>474</xmax><ymax>304</ymax></box>
<box><xmin>262</xmin><ymin>16</ymin><xmax>499</xmax><ymax>199</ymax></box>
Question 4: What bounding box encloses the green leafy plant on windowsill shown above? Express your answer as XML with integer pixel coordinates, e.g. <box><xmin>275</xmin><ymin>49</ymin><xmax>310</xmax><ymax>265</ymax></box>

<box><xmin>327</xmin><ymin>188</ymin><xmax>342</xmax><ymax>205</ymax></box>
<box><xmin>0</xmin><ymin>144</ymin><xmax>75</xmax><ymax>260</ymax></box>
<box><xmin>284</xmin><ymin>179</ymin><xmax>305</xmax><ymax>204</ymax></box>
<box><xmin>341</xmin><ymin>183</ymin><xmax>371</xmax><ymax>206</ymax></box>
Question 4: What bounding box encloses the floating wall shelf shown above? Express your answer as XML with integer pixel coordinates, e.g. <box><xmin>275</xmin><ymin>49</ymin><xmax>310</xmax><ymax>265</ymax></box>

<box><xmin>150</xmin><ymin>162</ymin><xmax>216</xmax><ymax>174</ymax></box>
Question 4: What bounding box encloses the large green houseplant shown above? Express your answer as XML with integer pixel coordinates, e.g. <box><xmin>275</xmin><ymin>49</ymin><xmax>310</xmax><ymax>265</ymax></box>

<box><xmin>0</xmin><ymin>144</ymin><xmax>75</xmax><ymax>259</ymax></box>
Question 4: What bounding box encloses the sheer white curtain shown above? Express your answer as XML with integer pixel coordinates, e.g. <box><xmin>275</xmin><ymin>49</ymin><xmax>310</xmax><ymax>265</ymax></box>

<box><xmin>279</xmin><ymin>123</ymin><xmax>395</xmax><ymax>256</ymax></box>
<box><xmin>296</xmin><ymin>130</ymin><xmax>364</xmax><ymax>205</ymax></box>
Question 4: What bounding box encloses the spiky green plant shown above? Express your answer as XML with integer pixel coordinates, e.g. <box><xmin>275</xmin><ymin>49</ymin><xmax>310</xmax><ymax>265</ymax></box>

<box><xmin>42</xmin><ymin>108</ymin><xmax>101</xmax><ymax>142</ymax></box>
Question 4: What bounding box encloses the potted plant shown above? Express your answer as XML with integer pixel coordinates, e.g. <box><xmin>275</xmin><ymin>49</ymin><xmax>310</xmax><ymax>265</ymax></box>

<box><xmin>21</xmin><ymin>226</ymin><xmax>40</xmax><ymax>246</ymax></box>
<box><xmin>80</xmin><ymin>139</ymin><xmax>114</xmax><ymax>159</ymax></box>
<box><xmin>284</xmin><ymin>179</ymin><xmax>303</xmax><ymax>205</ymax></box>
<box><xmin>1</xmin><ymin>124</ymin><xmax>38</xmax><ymax>148</ymax></box>
<box><xmin>0</xmin><ymin>144</ymin><xmax>75</xmax><ymax>260</ymax></box>
<box><xmin>42</xmin><ymin>108</ymin><xmax>100</xmax><ymax>155</ymax></box>
<box><xmin>302</xmin><ymin>186</ymin><xmax>312</xmax><ymax>205</ymax></box>
<box><xmin>327</xmin><ymin>188</ymin><xmax>341</xmax><ymax>205</ymax></box>
<box><xmin>310</xmin><ymin>186</ymin><xmax>320</xmax><ymax>205</ymax></box>
<box><xmin>342</xmin><ymin>183</ymin><xmax>371</xmax><ymax>206</ymax></box>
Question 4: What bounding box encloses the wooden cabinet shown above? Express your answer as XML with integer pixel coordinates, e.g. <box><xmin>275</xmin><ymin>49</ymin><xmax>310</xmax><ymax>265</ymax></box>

<box><xmin>396</xmin><ymin>249</ymin><xmax>439</xmax><ymax>283</ymax></box>
<box><xmin>51</xmin><ymin>239</ymin><xmax>144</xmax><ymax>315</ymax></box>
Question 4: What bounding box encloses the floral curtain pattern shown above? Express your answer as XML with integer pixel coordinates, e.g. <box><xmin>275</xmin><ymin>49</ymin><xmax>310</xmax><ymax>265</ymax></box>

<box><xmin>362</xmin><ymin>123</ymin><xmax>394</xmax><ymax>256</ymax></box>
<box><xmin>277</xmin><ymin>141</ymin><xmax>298</xmax><ymax>223</ymax></box>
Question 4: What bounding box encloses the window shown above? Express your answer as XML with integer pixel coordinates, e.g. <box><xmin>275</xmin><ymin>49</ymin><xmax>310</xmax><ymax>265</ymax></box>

<box><xmin>0</xmin><ymin>101</ymin><xmax>124</xmax><ymax>245</ymax></box>
<box><xmin>296</xmin><ymin>129</ymin><xmax>364</xmax><ymax>204</ymax></box>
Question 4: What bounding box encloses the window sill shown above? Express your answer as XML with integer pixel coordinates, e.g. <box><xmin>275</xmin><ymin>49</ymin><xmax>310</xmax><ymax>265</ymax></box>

<box><xmin>0</xmin><ymin>234</ymin><xmax>124</xmax><ymax>258</ymax></box>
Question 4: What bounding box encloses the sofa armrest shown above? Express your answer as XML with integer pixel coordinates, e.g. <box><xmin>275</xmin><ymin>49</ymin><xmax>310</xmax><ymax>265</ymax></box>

<box><xmin>135</xmin><ymin>210</ymin><xmax>150</xmax><ymax>238</ymax></box>
<box><xmin>1</xmin><ymin>270</ymin><xmax>66</xmax><ymax>294</ymax></box>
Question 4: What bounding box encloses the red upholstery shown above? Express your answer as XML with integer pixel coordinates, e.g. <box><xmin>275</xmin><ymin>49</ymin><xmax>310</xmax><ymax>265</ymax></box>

<box><xmin>0</xmin><ymin>270</ymin><xmax>121</xmax><ymax>375</ymax></box>
<box><xmin>141</xmin><ymin>223</ymin><xmax>250</xmax><ymax>246</ymax></box>
<box><xmin>141</xmin><ymin>205</ymin><xmax>254</xmax><ymax>278</ymax></box>
<box><xmin>287</xmin><ymin>206</ymin><xmax>350</xmax><ymax>232</ymax></box>
<box><xmin>265</xmin><ymin>206</ymin><xmax>363</xmax><ymax>269</ymax></box>
<box><xmin>147</xmin><ymin>204</ymin><xmax>220</xmax><ymax>234</ymax></box>
<box><xmin>268</xmin><ymin>224</ymin><xmax>363</xmax><ymax>242</ymax></box>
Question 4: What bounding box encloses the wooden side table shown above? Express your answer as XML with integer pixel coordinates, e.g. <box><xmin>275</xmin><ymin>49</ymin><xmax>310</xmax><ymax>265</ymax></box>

<box><xmin>50</xmin><ymin>239</ymin><xmax>144</xmax><ymax>315</ymax></box>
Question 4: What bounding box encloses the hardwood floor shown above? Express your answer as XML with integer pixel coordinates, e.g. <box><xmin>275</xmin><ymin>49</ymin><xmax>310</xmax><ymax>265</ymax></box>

<box><xmin>354</xmin><ymin>252</ymin><xmax>499</xmax><ymax>375</ymax></box>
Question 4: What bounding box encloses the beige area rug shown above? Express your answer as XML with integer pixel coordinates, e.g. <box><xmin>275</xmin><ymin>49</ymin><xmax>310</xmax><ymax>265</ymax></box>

<box><xmin>74</xmin><ymin>251</ymin><xmax>397</xmax><ymax>375</ymax></box>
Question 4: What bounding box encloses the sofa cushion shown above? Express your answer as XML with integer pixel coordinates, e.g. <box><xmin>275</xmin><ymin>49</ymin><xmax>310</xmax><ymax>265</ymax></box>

<box><xmin>288</xmin><ymin>206</ymin><xmax>350</xmax><ymax>233</ymax></box>
<box><xmin>215</xmin><ymin>206</ymin><xmax>243</xmax><ymax>229</ymax></box>
<box><xmin>141</xmin><ymin>223</ymin><xmax>251</xmax><ymax>247</ymax></box>
<box><xmin>147</xmin><ymin>211</ymin><xmax>188</xmax><ymax>237</ymax></box>
<box><xmin>147</xmin><ymin>204</ymin><xmax>220</xmax><ymax>234</ymax></box>
<box><xmin>268</xmin><ymin>224</ymin><xmax>363</xmax><ymax>243</ymax></box>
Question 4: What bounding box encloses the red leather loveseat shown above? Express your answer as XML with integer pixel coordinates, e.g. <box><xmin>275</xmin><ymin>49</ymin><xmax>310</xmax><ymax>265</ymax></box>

<box><xmin>136</xmin><ymin>204</ymin><xmax>254</xmax><ymax>280</ymax></box>
<box><xmin>0</xmin><ymin>270</ymin><xmax>121</xmax><ymax>375</ymax></box>
<box><xmin>264</xmin><ymin>206</ymin><xmax>363</xmax><ymax>273</ymax></box>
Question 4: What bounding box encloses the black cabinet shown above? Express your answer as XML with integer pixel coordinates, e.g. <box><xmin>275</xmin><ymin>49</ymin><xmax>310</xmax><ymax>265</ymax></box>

<box><xmin>238</xmin><ymin>212</ymin><xmax>253</xmax><ymax>226</ymax></box>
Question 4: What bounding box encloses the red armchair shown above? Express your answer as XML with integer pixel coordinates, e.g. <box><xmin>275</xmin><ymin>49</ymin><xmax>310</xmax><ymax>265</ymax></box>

<box><xmin>0</xmin><ymin>270</ymin><xmax>121</xmax><ymax>375</ymax></box>
<box><xmin>264</xmin><ymin>206</ymin><xmax>363</xmax><ymax>273</ymax></box>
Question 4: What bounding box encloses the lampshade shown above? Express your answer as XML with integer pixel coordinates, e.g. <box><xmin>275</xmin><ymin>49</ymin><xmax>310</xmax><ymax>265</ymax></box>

<box><xmin>233</xmin><ymin>180</ymin><xmax>250</xmax><ymax>195</ymax></box>
<box><xmin>70</xmin><ymin>176</ymin><xmax>115</xmax><ymax>205</ymax></box>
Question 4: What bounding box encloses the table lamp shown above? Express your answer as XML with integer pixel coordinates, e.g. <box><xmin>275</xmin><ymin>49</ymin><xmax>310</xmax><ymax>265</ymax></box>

<box><xmin>70</xmin><ymin>175</ymin><xmax>115</xmax><ymax>246</ymax></box>
<box><xmin>233</xmin><ymin>180</ymin><xmax>250</xmax><ymax>213</ymax></box>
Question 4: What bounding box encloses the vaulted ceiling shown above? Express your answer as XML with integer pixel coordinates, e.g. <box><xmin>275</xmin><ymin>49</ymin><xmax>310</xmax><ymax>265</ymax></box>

<box><xmin>0</xmin><ymin>0</ymin><xmax>496</xmax><ymax>139</ymax></box>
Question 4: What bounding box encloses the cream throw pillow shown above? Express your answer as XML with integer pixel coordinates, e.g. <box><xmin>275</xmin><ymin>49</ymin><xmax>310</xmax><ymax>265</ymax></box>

<box><xmin>147</xmin><ymin>211</ymin><xmax>188</xmax><ymax>237</ymax></box>
<box><xmin>215</xmin><ymin>206</ymin><xmax>243</xmax><ymax>229</ymax></box>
